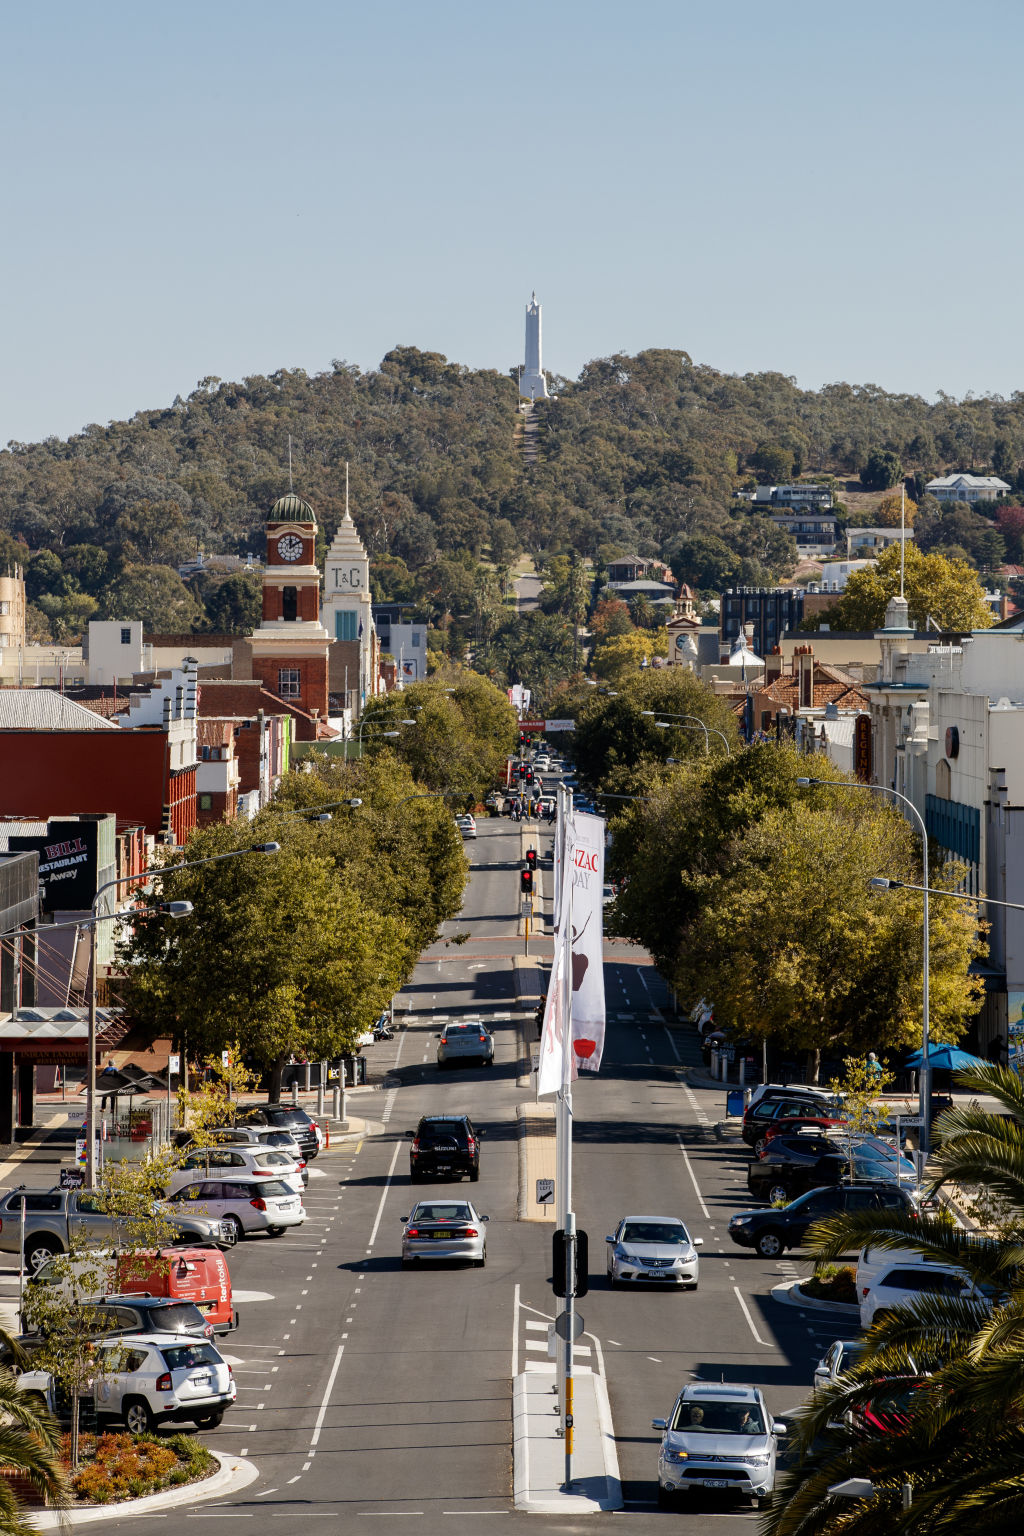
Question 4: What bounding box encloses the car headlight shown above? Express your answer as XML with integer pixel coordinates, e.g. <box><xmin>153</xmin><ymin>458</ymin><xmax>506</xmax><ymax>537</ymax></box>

<box><xmin>740</xmin><ymin>1453</ymin><xmax>771</xmax><ymax>1466</ymax></box>
<box><xmin>664</xmin><ymin>1450</ymin><xmax>689</xmax><ymax>1462</ymax></box>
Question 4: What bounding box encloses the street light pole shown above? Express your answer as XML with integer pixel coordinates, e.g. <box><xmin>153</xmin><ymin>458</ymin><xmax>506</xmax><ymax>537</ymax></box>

<box><xmin>798</xmin><ymin>776</ymin><xmax>931</xmax><ymax>1157</ymax></box>
<box><xmin>86</xmin><ymin>841</ymin><xmax>280</xmax><ymax>1190</ymax></box>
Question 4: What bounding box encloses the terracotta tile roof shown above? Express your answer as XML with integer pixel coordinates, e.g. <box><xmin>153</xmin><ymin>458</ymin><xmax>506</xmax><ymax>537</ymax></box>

<box><xmin>756</xmin><ymin>661</ymin><xmax>870</xmax><ymax>713</ymax></box>
<box><xmin>197</xmin><ymin>719</ymin><xmax>235</xmax><ymax>749</ymax></box>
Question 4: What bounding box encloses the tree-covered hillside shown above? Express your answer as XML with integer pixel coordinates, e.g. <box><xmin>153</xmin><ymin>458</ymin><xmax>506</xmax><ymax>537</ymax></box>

<box><xmin>2</xmin><ymin>345</ymin><xmax>1022</xmax><ymax>646</ymax></box>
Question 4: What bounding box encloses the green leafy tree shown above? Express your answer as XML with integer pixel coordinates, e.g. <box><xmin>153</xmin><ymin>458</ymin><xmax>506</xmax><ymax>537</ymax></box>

<box><xmin>589</xmin><ymin>629</ymin><xmax>668</xmax><ymax>686</ymax></box>
<box><xmin>100</xmin><ymin>564</ymin><xmax>205</xmax><ymax>632</ymax></box>
<box><xmin>200</xmin><ymin>571</ymin><xmax>263</xmax><ymax>634</ymax></box>
<box><xmin>359</xmin><ymin>673</ymin><xmax>517</xmax><ymax>803</ymax></box>
<box><xmin>751</xmin><ymin>443</ymin><xmax>794</xmax><ymax>482</ymax></box>
<box><xmin>673</xmin><ymin>790</ymin><xmax>984</xmax><ymax>1081</ymax></box>
<box><xmin>814</xmin><ymin>541</ymin><xmax>993</xmax><ymax>631</ymax></box>
<box><xmin>120</xmin><ymin>823</ymin><xmax>411</xmax><ymax>1098</ymax></box>
<box><xmin>568</xmin><ymin>671</ymin><xmax>736</xmax><ymax>788</ymax></box>
<box><xmin>861</xmin><ymin>448</ymin><xmax>903</xmax><ymax>491</ymax></box>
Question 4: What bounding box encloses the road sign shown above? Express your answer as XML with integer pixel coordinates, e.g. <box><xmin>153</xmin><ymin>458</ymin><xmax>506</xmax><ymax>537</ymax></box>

<box><xmin>536</xmin><ymin>1178</ymin><xmax>554</xmax><ymax>1205</ymax></box>
<box><xmin>895</xmin><ymin>1116</ymin><xmax>923</xmax><ymax>1127</ymax></box>
<box><xmin>545</xmin><ymin>719</ymin><xmax>576</xmax><ymax>732</ymax></box>
<box><xmin>168</xmin><ymin>1053</ymin><xmax>180</xmax><ymax>1075</ymax></box>
<box><xmin>554</xmin><ymin>1310</ymin><xmax>584</xmax><ymax>1340</ymax></box>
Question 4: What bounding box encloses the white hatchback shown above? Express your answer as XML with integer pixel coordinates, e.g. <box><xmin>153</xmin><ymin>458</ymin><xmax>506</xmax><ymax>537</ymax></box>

<box><xmin>19</xmin><ymin>1332</ymin><xmax>236</xmax><ymax>1434</ymax></box>
<box><xmin>166</xmin><ymin>1177</ymin><xmax>305</xmax><ymax>1242</ymax></box>
<box><xmin>169</xmin><ymin>1146</ymin><xmax>306</xmax><ymax>1196</ymax></box>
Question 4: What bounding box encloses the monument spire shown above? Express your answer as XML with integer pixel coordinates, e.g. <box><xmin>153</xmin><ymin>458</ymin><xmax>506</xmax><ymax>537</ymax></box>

<box><xmin>520</xmin><ymin>292</ymin><xmax>549</xmax><ymax>401</ymax></box>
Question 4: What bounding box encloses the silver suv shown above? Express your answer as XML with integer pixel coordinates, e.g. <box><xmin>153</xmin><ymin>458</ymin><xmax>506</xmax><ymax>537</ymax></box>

<box><xmin>653</xmin><ymin>1382</ymin><xmax>786</xmax><ymax>1508</ymax></box>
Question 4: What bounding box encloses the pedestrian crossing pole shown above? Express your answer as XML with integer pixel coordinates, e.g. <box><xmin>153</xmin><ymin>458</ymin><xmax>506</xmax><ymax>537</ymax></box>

<box><xmin>554</xmin><ymin>780</ymin><xmax>576</xmax><ymax>1488</ymax></box>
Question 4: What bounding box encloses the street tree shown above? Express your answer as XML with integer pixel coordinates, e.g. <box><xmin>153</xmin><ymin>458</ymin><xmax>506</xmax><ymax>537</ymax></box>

<box><xmin>673</xmin><ymin>796</ymin><xmax>985</xmax><ymax>1081</ymax></box>
<box><xmin>861</xmin><ymin>448</ymin><xmax>903</xmax><ymax>490</ymax></box>
<box><xmin>120</xmin><ymin>824</ymin><xmax>410</xmax><ymax>1098</ymax></box>
<box><xmin>811</xmin><ymin>541</ymin><xmax>993</xmax><ymax>631</ymax></box>
<box><xmin>358</xmin><ymin>672</ymin><xmax>517</xmax><ymax>802</ymax></box>
<box><xmin>589</xmin><ymin>629</ymin><xmax>668</xmax><ymax>686</ymax></box>
<box><xmin>568</xmin><ymin>670</ymin><xmax>736</xmax><ymax>790</ymax></box>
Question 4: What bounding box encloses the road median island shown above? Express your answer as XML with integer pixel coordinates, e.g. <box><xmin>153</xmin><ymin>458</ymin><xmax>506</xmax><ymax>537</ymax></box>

<box><xmin>517</xmin><ymin>1102</ymin><xmax>556</xmax><ymax>1223</ymax></box>
<box><xmin>513</xmin><ymin>1368</ymin><xmax>622</xmax><ymax>1512</ymax></box>
<box><xmin>34</xmin><ymin>1448</ymin><xmax>258</xmax><ymax>1527</ymax></box>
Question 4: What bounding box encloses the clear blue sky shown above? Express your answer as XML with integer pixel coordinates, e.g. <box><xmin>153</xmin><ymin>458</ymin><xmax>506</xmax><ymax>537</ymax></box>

<box><xmin>4</xmin><ymin>0</ymin><xmax>1022</xmax><ymax>445</ymax></box>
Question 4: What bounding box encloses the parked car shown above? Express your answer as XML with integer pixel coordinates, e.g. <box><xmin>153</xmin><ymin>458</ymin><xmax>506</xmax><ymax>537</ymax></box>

<box><xmin>746</xmin><ymin>1135</ymin><xmax>848</xmax><ymax>1203</ymax></box>
<box><xmin>30</xmin><ymin>1246</ymin><xmax>237</xmax><ymax>1335</ymax></box>
<box><xmin>745</xmin><ymin>1082</ymin><xmax>837</xmax><ymax>1112</ymax></box>
<box><xmin>407</xmin><ymin>1114</ymin><xmax>484</xmax><ymax>1182</ymax></box>
<box><xmin>400</xmin><ymin>1199</ymin><xmax>488</xmax><ymax>1267</ymax></box>
<box><xmin>605</xmin><ymin>1215</ymin><xmax>703</xmax><ymax>1288</ymax></box>
<box><xmin>18</xmin><ymin>1332</ymin><xmax>236</xmax><ymax>1433</ymax></box>
<box><xmin>240</xmin><ymin>1104</ymin><xmax>319</xmax><ymax>1160</ymax></box>
<box><xmin>652</xmin><ymin>1382</ymin><xmax>786</xmax><ymax>1508</ymax></box>
<box><xmin>860</xmin><ymin>1261</ymin><xmax>996</xmax><ymax>1329</ymax></box>
<box><xmin>456</xmin><ymin>814</ymin><xmax>477</xmax><ymax>839</ymax></box>
<box><xmin>168</xmin><ymin>1145</ymin><xmax>306</xmax><ymax>1196</ymax></box>
<box><xmin>26</xmin><ymin>1289</ymin><xmax>214</xmax><ymax>1342</ymax></box>
<box><xmin>812</xmin><ymin>1338</ymin><xmax>867</xmax><ymax>1397</ymax></box>
<box><xmin>436</xmin><ymin>1022</ymin><xmax>495</xmax><ymax>1070</ymax></box>
<box><xmin>166</xmin><ymin>1177</ymin><xmax>305</xmax><ymax>1240</ymax></box>
<box><xmin>742</xmin><ymin>1091</ymin><xmax>842</xmax><ymax>1148</ymax></box>
<box><xmin>761</xmin><ymin>1113</ymin><xmax>847</xmax><ymax>1151</ymax></box>
<box><xmin>728</xmin><ymin>1182</ymin><xmax>923</xmax><ymax>1259</ymax></box>
<box><xmin>855</xmin><ymin>1243</ymin><xmax>949</xmax><ymax>1304</ymax></box>
<box><xmin>0</xmin><ymin>1186</ymin><xmax>231</xmax><ymax>1273</ymax></box>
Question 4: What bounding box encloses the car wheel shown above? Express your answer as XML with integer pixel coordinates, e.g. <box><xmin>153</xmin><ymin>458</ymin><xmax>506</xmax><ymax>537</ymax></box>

<box><xmin>756</xmin><ymin>1230</ymin><xmax>784</xmax><ymax>1258</ymax></box>
<box><xmin>25</xmin><ymin>1239</ymin><xmax>61</xmax><ymax>1274</ymax></box>
<box><xmin>222</xmin><ymin>1214</ymin><xmax>244</xmax><ymax>1244</ymax></box>
<box><xmin>485</xmin><ymin>1059</ymin><xmax>494</xmax><ymax>1069</ymax></box>
<box><xmin>410</xmin><ymin>1169</ymin><xmax>423</xmax><ymax>1183</ymax></box>
<box><xmin>265</xmin><ymin>1226</ymin><xmax>286</xmax><ymax>1237</ymax></box>
<box><xmin>753</xmin><ymin>1137</ymin><xmax>768</xmax><ymax>1157</ymax></box>
<box><xmin>193</xmin><ymin>1408</ymin><xmax>225</xmax><ymax>1429</ymax></box>
<box><xmin>469</xmin><ymin>1168</ymin><xmax>480</xmax><ymax>1182</ymax></box>
<box><xmin>123</xmin><ymin>1397</ymin><xmax>155</xmax><ymax>1435</ymax></box>
<box><xmin>768</xmin><ymin>1183</ymin><xmax>790</xmax><ymax>1205</ymax></box>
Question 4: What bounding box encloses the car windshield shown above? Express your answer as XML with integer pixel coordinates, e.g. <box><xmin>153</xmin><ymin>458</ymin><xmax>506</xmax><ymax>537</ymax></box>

<box><xmin>161</xmin><ymin>1343</ymin><xmax>220</xmax><ymax>1371</ymax></box>
<box><xmin>146</xmin><ymin>1303</ymin><xmax>205</xmax><ymax>1330</ymax></box>
<box><xmin>621</xmin><ymin>1222</ymin><xmax>689</xmax><ymax>1245</ymax></box>
<box><xmin>445</xmin><ymin>1026</ymin><xmax>479</xmax><ymax>1036</ymax></box>
<box><xmin>672</xmin><ymin>1401</ymin><xmax>767</xmax><ymax>1435</ymax></box>
<box><xmin>412</xmin><ymin>1204</ymin><xmax>472</xmax><ymax>1222</ymax></box>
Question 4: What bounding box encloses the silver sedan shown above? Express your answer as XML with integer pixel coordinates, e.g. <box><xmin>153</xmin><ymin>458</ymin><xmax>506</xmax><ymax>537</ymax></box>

<box><xmin>606</xmin><ymin>1215</ymin><xmax>703</xmax><ymax>1288</ymax></box>
<box><xmin>400</xmin><ymin>1200</ymin><xmax>488</xmax><ymax>1267</ymax></box>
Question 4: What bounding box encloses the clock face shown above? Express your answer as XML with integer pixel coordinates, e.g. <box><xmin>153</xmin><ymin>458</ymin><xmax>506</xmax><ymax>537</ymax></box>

<box><xmin>276</xmin><ymin>533</ymin><xmax>303</xmax><ymax>563</ymax></box>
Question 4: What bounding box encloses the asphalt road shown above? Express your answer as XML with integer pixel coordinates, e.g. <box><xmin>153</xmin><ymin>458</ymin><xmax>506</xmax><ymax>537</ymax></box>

<box><xmin>107</xmin><ymin>809</ymin><xmax>850</xmax><ymax>1536</ymax></box>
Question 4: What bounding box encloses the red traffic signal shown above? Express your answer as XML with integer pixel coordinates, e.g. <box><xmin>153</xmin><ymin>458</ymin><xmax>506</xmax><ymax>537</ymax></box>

<box><xmin>520</xmin><ymin>869</ymin><xmax>534</xmax><ymax>895</ymax></box>
<box><xmin>526</xmin><ymin>848</ymin><xmax>537</xmax><ymax>870</ymax></box>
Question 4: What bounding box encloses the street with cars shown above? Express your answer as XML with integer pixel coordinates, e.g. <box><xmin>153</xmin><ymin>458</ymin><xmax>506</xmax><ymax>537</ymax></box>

<box><xmin>0</xmin><ymin>757</ymin><xmax>931</xmax><ymax>1534</ymax></box>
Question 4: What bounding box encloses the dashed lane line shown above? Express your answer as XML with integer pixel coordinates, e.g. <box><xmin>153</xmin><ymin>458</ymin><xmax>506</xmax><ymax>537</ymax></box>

<box><xmin>677</xmin><ymin>1134</ymin><xmax>711</xmax><ymax>1220</ymax></box>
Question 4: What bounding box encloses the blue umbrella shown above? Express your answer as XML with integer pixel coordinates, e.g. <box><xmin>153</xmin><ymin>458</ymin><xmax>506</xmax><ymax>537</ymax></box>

<box><xmin>904</xmin><ymin>1044</ymin><xmax>988</xmax><ymax>1072</ymax></box>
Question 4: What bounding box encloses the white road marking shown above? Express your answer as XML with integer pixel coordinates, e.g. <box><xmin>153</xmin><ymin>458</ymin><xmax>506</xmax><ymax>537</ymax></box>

<box><xmin>647</xmin><ymin>1357</ymin><xmax>662</xmax><ymax>1364</ymax></box>
<box><xmin>733</xmin><ymin>1285</ymin><xmax>771</xmax><ymax>1346</ymax></box>
<box><xmin>310</xmin><ymin>1343</ymin><xmax>345</xmax><ymax>1448</ymax></box>
<box><xmin>677</xmin><ymin>1135</ymin><xmax>711</xmax><ymax>1219</ymax></box>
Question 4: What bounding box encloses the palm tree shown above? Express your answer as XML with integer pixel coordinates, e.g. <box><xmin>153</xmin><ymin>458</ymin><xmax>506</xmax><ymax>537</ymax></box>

<box><xmin>0</xmin><ymin>1352</ymin><xmax>68</xmax><ymax>1532</ymax></box>
<box><xmin>764</xmin><ymin>1064</ymin><xmax>1024</xmax><ymax>1534</ymax></box>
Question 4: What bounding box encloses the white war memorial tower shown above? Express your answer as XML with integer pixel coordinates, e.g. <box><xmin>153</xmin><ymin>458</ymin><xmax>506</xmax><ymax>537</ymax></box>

<box><xmin>519</xmin><ymin>291</ymin><xmax>549</xmax><ymax>400</ymax></box>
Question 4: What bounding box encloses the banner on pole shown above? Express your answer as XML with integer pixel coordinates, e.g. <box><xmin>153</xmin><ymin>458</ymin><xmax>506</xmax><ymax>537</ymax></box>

<box><xmin>568</xmin><ymin>812</ymin><xmax>606</xmax><ymax>1073</ymax></box>
<box><xmin>537</xmin><ymin>865</ymin><xmax>573</xmax><ymax>1098</ymax></box>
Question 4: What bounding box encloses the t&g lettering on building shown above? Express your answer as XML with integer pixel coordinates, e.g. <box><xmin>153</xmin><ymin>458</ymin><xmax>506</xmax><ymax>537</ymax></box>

<box><xmin>334</xmin><ymin>566</ymin><xmax>363</xmax><ymax>589</ymax></box>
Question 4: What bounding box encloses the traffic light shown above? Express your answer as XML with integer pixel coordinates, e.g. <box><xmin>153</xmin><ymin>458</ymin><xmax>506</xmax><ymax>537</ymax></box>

<box><xmin>519</xmin><ymin>731</ymin><xmax>527</xmax><ymax>748</ymax></box>
<box><xmin>518</xmin><ymin>763</ymin><xmax>527</xmax><ymax>779</ymax></box>
<box><xmin>526</xmin><ymin>848</ymin><xmax>537</xmax><ymax>871</ymax></box>
<box><xmin>551</xmin><ymin>1229</ymin><xmax>589</xmax><ymax>1297</ymax></box>
<box><xmin>520</xmin><ymin>868</ymin><xmax>534</xmax><ymax>896</ymax></box>
<box><xmin>526</xmin><ymin>766</ymin><xmax>534</xmax><ymax>784</ymax></box>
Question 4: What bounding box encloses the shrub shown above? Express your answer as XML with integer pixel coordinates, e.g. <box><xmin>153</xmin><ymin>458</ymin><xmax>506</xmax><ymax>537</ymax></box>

<box><xmin>803</xmin><ymin>1264</ymin><xmax>858</xmax><ymax>1305</ymax></box>
<box><xmin>66</xmin><ymin>1430</ymin><xmax>214</xmax><ymax>1504</ymax></box>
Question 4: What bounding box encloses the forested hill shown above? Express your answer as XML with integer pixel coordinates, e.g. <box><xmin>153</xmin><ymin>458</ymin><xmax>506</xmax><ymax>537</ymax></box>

<box><xmin>2</xmin><ymin>344</ymin><xmax>1023</xmax><ymax>641</ymax></box>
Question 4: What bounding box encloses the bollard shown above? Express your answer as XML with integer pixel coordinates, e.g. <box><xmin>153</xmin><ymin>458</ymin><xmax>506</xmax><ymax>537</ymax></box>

<box><xmin>291</xmin><ymin>1079</ymin><xmax>299</xmax><ymax>1107</ymax></box>
<box><xmin>317</xmin><ymin>1082</ymin><xmax>325</xmax><ymax>1118</ymax></box>
<box><xmin>333</xmin><ymin>1084</ymin><xmax>341</xmax><ymax>1120</ymax></box>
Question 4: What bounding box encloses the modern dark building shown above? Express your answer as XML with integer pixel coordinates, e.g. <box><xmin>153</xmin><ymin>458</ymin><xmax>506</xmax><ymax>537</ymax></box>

<box><xmin>719</xmin><ymin>587</ymin><xmax>805</xmax><ymax>659</ymax></box>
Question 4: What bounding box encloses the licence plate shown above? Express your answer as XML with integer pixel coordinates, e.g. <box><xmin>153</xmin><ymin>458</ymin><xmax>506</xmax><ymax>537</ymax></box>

<box><xmin>703</xmin><ymin>1480</ymin><xmax>729</xmax><ymax>1488</ymax></box>
<box><xmin>435</xmin><ymin>1165</ymin><xmax>452</xmax><ymax>1172</ymax></box>
<box><xmin>192</xmin><ymin>1373</ymin><xmax>212</xmax><ymax>1387</ymax></box>
<box><xmin>431</xmin><ymin>1230</ymin><xmax>453</xmax><ymax>1239</ymax></box>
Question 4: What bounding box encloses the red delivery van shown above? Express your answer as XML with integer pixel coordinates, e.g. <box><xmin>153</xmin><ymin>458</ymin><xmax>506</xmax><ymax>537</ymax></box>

<box><xmin>116</xmin><ymin>1247</ymin><xmax>237</xmax><ymax>1334</ymax></box>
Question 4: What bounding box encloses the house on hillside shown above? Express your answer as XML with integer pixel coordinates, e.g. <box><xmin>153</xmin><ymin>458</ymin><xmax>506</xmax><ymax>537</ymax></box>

<box><xmin>924</xmin><ymin>473</ymin><xmax>1010</xmax><ymax>504</ymax></box>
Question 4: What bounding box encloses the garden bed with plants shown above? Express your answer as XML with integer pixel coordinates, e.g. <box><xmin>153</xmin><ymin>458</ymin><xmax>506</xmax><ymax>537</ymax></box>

<box><xmin>799</xmin><ymin>1264</ymin><xmax>858</xmax><ymax>1306</ymax></box>
<box><xmin>65</xmin><ymin>1432</ymin><xmax>216</xmax><ymax>1505</ymax></box>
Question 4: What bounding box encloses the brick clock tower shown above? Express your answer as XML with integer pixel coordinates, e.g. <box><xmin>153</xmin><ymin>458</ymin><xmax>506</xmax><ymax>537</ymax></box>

<box><xmin>249</xmin><ymin>494</ymin><xmax>331</xmax><ymax>732</ymax></box>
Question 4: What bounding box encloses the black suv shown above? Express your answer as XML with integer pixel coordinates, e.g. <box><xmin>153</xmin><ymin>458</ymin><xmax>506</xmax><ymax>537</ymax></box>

<box><xmin>747</xmin><ymin>1133</ymin><xmax>846</xmax><ymax>1203</ymax></box>
<box><xmin>241</xmin><ymin>1104</ymin><xmax>319</xmax><ymax>1159</ymax></box>
<box><xmin>728</xmin><ymin>1182</ymin><xmax>922</xmax><ymax>1258</ymax></box>
<box><xmin>407</xmin><ymin>1115</ymin><xmax>484</xmax><ymax>1182</ymax></box>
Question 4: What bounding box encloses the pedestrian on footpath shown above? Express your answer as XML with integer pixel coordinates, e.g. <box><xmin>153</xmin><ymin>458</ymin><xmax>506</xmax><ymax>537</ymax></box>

<box><xmin>865</xmin><ymin>1051</ymin><xmax>883</xmax><ymax>1081</ymax></box>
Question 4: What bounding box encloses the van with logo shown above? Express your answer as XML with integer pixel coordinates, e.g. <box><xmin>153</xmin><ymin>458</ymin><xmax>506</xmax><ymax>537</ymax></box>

<box><xmin>116</xmin><ymin>1247</ymin><xmax>237</xmax><ymax>1335</ymax></box>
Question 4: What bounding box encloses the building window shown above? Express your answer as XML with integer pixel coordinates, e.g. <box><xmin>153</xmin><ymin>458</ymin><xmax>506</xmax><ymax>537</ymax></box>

<box><xmin>199</xmin><ymin>794</ymin><xmax>213</xmax><ymax>811</ymax></box>
<box><xmin>335</xmin><ymin>611</ymin><xmax>357</xmax><ymax>642</ymax></box>
<box><xmin>411</xmin><ymin>631</ymin><xmax>421</xmax><ymax>647</ymax></box>
<box><xmin>278</xmin><ymin>668</ymin><xmax>302</xmax><ymax>699</ymax></box>
<box><xmin>282</xmin><ymin>586</ymin><xmax>298</xmax><ymax>622</ymax></box>
<box><xmin>0</xmin><ymin>602</ymin><xmax>9</xmax><ymax>617</ymax></box>
<box><xmin>120</xmin><ymin>627</ymin><xmax>131</xmax><ymax>644</ymax></box>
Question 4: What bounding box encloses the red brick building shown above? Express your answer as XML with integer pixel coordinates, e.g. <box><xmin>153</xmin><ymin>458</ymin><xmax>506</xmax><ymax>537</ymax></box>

<box><xmin>248</xmin><ymin>494</ymin><xmax>333</xmax><ymax>736</ymax></box>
